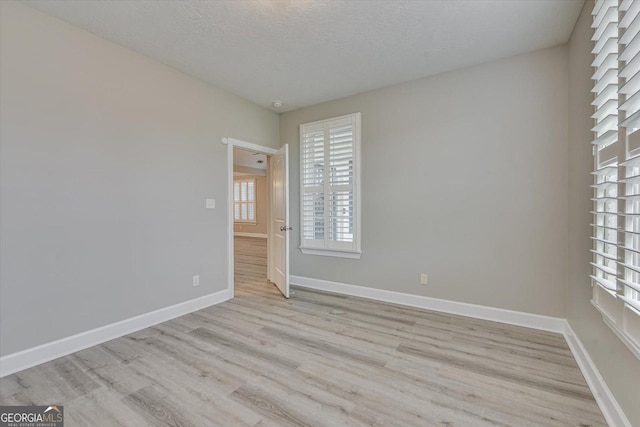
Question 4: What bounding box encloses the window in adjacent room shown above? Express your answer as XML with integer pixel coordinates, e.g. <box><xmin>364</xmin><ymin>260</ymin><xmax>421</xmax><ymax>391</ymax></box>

<box><xmin>234</xmin><ymin>178</ymin><xmax>256</xmax><ymax>224</ymax></box>
<box><xmin>300</xmin><ymin>112</ymin><xmax>362</xmax><ymax>259</ymax></box>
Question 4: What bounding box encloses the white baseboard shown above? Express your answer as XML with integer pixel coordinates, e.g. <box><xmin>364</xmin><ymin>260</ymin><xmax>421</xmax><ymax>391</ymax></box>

<box><xmin>290</xmin><ymin>275</ymin><xmax>565</xmax><ymax>333</ymax></box>
<box><xmin>0</xmin><ymin>288</ymin><xmax>233</xmax><ymax>378</ymax></box>
<box><xmin>563</xmin><ymin>322</ymin><xmax>632</xmax><ymax>427</ymax></box>
<box><xmin>234</xmin><ymin>232</ymin><xmax>267</xmax><ymax>238</ymax></box>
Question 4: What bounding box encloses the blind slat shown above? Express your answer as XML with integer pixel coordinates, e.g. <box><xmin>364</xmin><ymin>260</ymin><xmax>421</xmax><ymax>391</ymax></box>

<box><xmin>592</xmin><ymin>83</ymin><xmax>618</xmax><ymax>108</ymax></box>
<box><xmin>620</xmin><ymin>12</ymin><xmax>640</xmax><ymax>46</ymax></box>
<box><xmin>620</xmin><ymin>0</ymin><xmax>640</xmax><ymax>28</ymax></box>
<box><xmin>620</xmin><ymin>109</ymin><xmax>640</xmax><ymax>129</ymax></box>
<box><xmin>593</xmin><ymin>3</ymin><xmax>618</xmax><ymax>29</ymax></box>
<box><xmin>620</xmin><ymin>279</ymin><xmax>640</xmax><ymax>294</ymax></box>
<box><xmin>592</xmin><ymin>262</ymin><xmax>618</xmax><ymax>275</ymax></box>
<box><xmin>591</xmin><ymin>249</ymin><xmax>619</xmax><ymax>260</ymax></box>
<box><xmin>593</xmin><ymin>38</ymin><xmax>619</xmax><ymax>67</ymax></box>
<box><xmin>620</xmin><ymin>50</ymin><xmax>640</xmax><ymax>78</ymax></box>
<box><xmin>591</xmin><ymin>275</ymin><xmax>618</xmax><ymax>292</ymax></box>
<box><xmin>619</xmin><ymin>295</ymin><xmax>640</xmax><ymax>313</ymax></box>
<box><xmin>620</xmin><ymin>29</ymin><xmax>640</xmax><ymax>62</ymax></box>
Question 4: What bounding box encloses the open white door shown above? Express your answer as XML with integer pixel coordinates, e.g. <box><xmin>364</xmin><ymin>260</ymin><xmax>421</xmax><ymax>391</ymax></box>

<box><xmin>271</xmin><ymin>144</ymin><xmax>290</xmax><ymax>298</ymax></box>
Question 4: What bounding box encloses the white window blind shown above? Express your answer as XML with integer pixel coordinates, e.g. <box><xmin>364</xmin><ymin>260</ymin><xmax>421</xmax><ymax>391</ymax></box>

<box><xmin>300</xmin><ymin>113</ymin><xmax>361</xmax><ymax>258</ymax></box>
<box><xmin>591</xmin><ymin>0</ymin><xmax>640</xmax><ymax>359</ymax></box>
<box><xmin>234</xmin><ymin>178</ymin><xmax>256</xmax><ymax>223</ymax></box>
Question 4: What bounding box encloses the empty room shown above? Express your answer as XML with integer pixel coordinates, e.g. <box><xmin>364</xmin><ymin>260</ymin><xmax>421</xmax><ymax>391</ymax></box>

<box><xmin>0</xmin><ymin>0</ymin><xmax>639</xmax><ymax>426</ymax></box>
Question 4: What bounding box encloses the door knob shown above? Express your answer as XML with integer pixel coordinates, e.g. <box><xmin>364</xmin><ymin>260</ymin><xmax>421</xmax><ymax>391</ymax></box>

<box><xmin>280</xmin><ymin>226</ymin><xmax>293</xmax><ymax>231</ymax></box>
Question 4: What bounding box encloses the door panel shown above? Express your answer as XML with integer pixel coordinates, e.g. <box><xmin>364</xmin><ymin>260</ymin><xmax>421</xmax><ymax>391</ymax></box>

<box><xmin>271</xmin><ymin>145</ymin><xmax>289</xmax><ymax>298</ymax></box>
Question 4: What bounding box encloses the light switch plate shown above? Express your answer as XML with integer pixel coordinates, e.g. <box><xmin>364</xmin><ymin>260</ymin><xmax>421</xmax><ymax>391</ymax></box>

<box><xmin>206</xmin><ymin>199</ymin><xmax>215</xmax><ymax>209</ymax></box>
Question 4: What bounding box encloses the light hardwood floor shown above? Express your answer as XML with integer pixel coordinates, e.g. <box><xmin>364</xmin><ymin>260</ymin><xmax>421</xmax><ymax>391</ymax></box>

<box><xmin>0</xmin><ymin>236</ymin><xmax>606</xmax><ymax>426</ymax></box>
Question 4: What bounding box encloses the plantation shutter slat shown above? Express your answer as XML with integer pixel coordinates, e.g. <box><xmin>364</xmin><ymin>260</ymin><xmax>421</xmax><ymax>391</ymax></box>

<box><xmin>590</xmin><ymin>275</ymin><xmax>618</xmax><ymax>292</ymax></box>
<box><xmin>620</xmin><ymin>0</ymin><xmax>640</xmax><ymax>29</ymax></box>
<box><xmin>593</xmin><ymin>38</ymin><xmax>618</xmax><ymax>67</ymax></box>
<box><xmin>619</xmin><ymin>68</ymin><xmax>640</xmax><ymax>96</ymax></box>
<box><xmin>592</xmin><ymin>83</ymin><xmax>617</xmax><ymax>107</ymax></box>
<box><xmin>622</xmin><ymin>15</ymin><xmax>640</xmax><ymax>47</ymax></box>
<box><xmin>592</xmin><ymin>262</ymin><xmax>618</xmax><ymax>275</ymax></box>
<box><xmin>594</xmin><ymin>2</ymin><xmax>617</xmax><ymax>29</ymax></box>
<box><xmin>593</xmin><ymin>129</ymin><xmax>618</xmax><ymax>146</ymax></box>
<box><xmin>620</xmin><ymin>50</ymin><xmax>640</xmax><ymax>78</ymax></box>
<box><xmin>620</xmin><ymin>244</ymin><xmax>640</xmax><ymax>254</ymax></box>
<box><xmin>619</xmin><ymin>295</ymin><xmax>640</xmax><ymax>313</ymax></box>
<box><xmin>598</xmin><ymin>140</ymin><xmax>619</xmax><ymax>165</ymax></box>
<box><xmin>618</xmin><ymin>262</ymin><xmax>640</xmax><ymax>275</ymax></box>
<box><xmin>619</xmin><ymin>108</ymin><xmax>640</xmax><ymax>129</ymax></box>
<box><xmin>592</xmin><ymin>248</ymin><xmax>619</xmax><ymax>260</ymax></box>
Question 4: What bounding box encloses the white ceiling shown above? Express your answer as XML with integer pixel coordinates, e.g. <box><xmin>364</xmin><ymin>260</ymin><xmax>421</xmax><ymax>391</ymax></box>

<box><xmin>234</xmin><ymin>148</ymin><xmax>267</xmax><ymax>170</ymax></box>
<box><xmin>23</xmin><ymin>0</ymin><xmax>585</xmax><ymax>112</ymax></box>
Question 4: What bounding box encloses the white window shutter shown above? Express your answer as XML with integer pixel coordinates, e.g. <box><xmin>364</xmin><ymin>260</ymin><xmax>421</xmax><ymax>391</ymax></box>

<box><xmin>300</xmin><ymin>113</ymin><xmax>361</xmax><ymax>257</ymax></box>
<box><xmin>233</xmin><ymin>178</ymin><xmax>257</xmax><ymax>223</ymax></box>
<box><xmin>591</xmin><ymin>0</ymin><xmax>640</xmax><ymax>358</ymax></box>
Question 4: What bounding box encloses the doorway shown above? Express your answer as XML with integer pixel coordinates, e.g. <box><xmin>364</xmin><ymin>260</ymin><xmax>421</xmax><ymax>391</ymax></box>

<box><xmin>224</xmin><ymin>137</ymin><xmax>290</xmax><ymax>299</ymax></box>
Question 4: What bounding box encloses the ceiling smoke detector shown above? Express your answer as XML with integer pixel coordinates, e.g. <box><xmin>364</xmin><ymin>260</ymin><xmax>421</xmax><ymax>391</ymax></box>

<box><xmin>272</xmin><ymin>100</ymin><xmax>282</xmax><ymax>108</ymax></box>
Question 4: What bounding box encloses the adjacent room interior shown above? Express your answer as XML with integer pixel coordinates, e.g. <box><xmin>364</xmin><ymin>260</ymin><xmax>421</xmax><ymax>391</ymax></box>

<box><xmin>1</xmin><ymin>0</ymin><xmax>639</xmax><ymax>426</ymax></box>
<box><xmin>232</xmin><ymin>147</ymin><xmax>272</xmax><ymax>297</ymax></box>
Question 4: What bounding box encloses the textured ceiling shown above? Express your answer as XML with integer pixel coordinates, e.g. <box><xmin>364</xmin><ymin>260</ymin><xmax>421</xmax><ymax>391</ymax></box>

<box><xmin>23</xmin><ymin>0</ymin><xmax>585</xmax><ymax>112</ymax></box>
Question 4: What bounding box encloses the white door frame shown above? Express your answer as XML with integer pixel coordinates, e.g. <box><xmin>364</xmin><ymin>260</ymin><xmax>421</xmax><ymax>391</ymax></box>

<box><xmin>222</xmin><ymin>137</ymin><xmax>278</xmax><ymax>296</ymax></box>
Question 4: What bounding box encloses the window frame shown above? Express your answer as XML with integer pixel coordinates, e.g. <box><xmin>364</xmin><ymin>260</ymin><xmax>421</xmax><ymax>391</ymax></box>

<box><xmin>299</xmin><ymin>112</ymin><xmax>362</xmax><ymax>259</ymax></box>
<box><xmin>233</xmin><ymin>177</ymin><xmax>257</xmax><ymax>225</ymax></box>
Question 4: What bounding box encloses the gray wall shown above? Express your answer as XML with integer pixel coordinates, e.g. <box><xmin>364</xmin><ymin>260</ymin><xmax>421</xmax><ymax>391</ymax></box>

<box><xmin>568</xmin><ymin>2</ymin><xmax>640</xmax><ymax>425</ymax></box>
<box><xmin>0</xmin><ymin>1</ymin><xmax>279</xmax><ymax>356</ymax></box>
<box><xmin>281</xmin><ymin>45</ymin><xmax>569</xmax><ymax>317</ymax></box>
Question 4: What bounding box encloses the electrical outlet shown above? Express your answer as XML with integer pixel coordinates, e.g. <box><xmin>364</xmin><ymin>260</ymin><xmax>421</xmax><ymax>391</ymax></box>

<box><xmin>420</xmin><ymin>273</ymin><xmax>428</xmax><ymax>285</ymax></box>
<box><xmin>206</xmin><ymin>199</ymin><xmax>216</xmax><ymax>209</ymax></box>
<box><xmin>193</xmin><ymin>275</ymin><xmax>200</xmax><ymax>287</ymax></box>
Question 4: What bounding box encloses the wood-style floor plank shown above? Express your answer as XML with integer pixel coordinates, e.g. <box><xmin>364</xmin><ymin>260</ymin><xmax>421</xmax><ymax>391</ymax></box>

<box><xmin>0</xmin><ymin>236</ymin><xmax>607</xmax><ymax>426</ymax></box>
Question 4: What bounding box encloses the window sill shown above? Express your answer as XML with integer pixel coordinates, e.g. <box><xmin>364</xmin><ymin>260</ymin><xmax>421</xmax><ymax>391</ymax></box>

<box><xmin>299</xmin><ymin>247</ymin><xmax>362</xmax><ymax>259</ymax></box>
<box><xmin>596</xmin><ymin>304</ymin><xmax>640</xmax><ymax>360</ymax></box>
<box><xmin>234</xmin><ymin>221</ymin><xmax>257</xmax><ymax>225</ymax></box>
<box><xmin>591</xmin><ymin>291</ymin><xmax>640</xmax><ymax>360</ymax></box>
